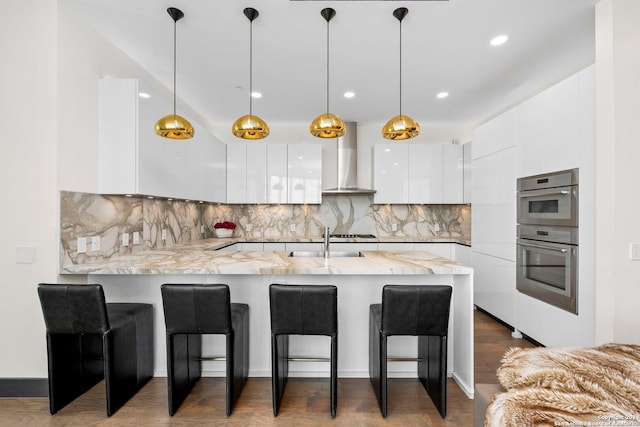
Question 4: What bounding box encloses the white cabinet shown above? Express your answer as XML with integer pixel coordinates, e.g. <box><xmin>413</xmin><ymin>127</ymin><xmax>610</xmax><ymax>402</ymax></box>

<box><xmin>373</xmin><ymin>144</ymin><xmax>409</xmax><ymax>204</ymax></box>
<box><xmin>409</xmin><ymin>145</ymin><xmax>443</xmax><ymax>203</ymax></box>
<box><xmin>472</xmin><ymin>251</ymin><xmax>517</xmax><ymax>327</ymax></box>
<box><xmin>98</xmin><ymin>78</ymin><xmax>226</xmax><ymax>202</ymax></box>
<box><xmin>331</xmin><ymin>242</ymin><xmax>378</xmax><ymax>252</ymax></box>
<box><xmin>287</xmin><ymin>144</ymin><xmax>322</xmax><ymax>204</ymax></box>
<box><xmin>463</xmin><ymin>142</ymin><xmax>472</xmax><ymax>203</ymax></box>
<box><xmin>471</xmin><ymin>108</ymin><xmax>516</xmax><ymax>159</ymax></box>
<box><xmin>443</xmin><ymin>144</ymin><xmax>464</xmax><ymax>204</ymax></box>
<box><xmin>284</xmin><ymin>242</ymin><xmax>323</xmax><ymax>252</ymax></box>
<box><xmin>377</xmin><ymin>242</ymin><xmax>414</xmax><ymax>251</ymax></box>
<box><xmin>267</xmin><ymin>144</ymin><xmax>288</xmax><ymax>204</ymax></box>
<box><xmin>516</xmin><ymin>71</ymin><xmax>581</xmax><ymax>177</ymax></box>
<box><xmin>373</xmin><ymin>143</ymin><xmax>463</xmax><ymax>204</ymax></box>
<box><xmin>226</xmin><ymin>143</ymin><xmax>268</xmax><ymax>204</ymax></box>
<box><xmin>263</xmin><ymin>242</ymin><xmax>286</xmax><ymax>251</ymax></box>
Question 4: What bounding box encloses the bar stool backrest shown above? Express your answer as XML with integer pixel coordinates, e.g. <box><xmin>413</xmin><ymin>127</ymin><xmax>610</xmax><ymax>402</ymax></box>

<box><xmin>38</xmin><ymin>284</ymin><xmax>110</xmax><ymax>335</ymax></box>
<box><xmin>162</xmin><ymin>284</ymin><xmax>232</xmax><ymax>335</ymax></box>
<box><xmin>381</xmin><ymin>285</ymin><xmax>452</xmax><ymax>337</ymax></box>
<box><xmin>270</xmin><ymin>284</ymin><xmax>337</xmax><ymax>336</ymax></box>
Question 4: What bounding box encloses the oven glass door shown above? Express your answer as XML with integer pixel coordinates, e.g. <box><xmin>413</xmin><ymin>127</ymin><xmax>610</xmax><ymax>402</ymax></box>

<box><xmin>517</xmin><ymin>239</ymin><xmax>577</xmax><ymax>314</ymax></box>
<box><xmin>517</xmin><ymin>186</ymin><xmax>577</xmax><ymax>226</ymax></box>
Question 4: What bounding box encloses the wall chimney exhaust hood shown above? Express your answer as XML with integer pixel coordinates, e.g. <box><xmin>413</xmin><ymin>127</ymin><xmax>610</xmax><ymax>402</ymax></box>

<box><xmin>322</xmin><ymin>122</ymin><xmax>376</xmax><ymax>195</ymax></box>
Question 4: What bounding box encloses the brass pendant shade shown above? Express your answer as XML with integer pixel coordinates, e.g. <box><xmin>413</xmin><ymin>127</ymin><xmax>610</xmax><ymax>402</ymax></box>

<box><xmin>155</xmin><ymin>114</ymin><xmax>195</xmax><ymax>139</ymax></box>
<box><xmin>309</xmin><ymin>113</ymin><xmax>346</xmax><ymax>138</ymax></box>
<box><xmin>155</xmin><ymin>7</ymin><xmax>194</xmax><ymax>140</ymax></box>
<box><xmin>382</xmin><ymin>115</ymin><xmax>420</xmax><ymax>141</ymax></box>
<box><xmin>233</xmin><ymin>7</ymin><xmax>269</xmax><ymax>139</ymax></box>
<box><xmin>382</xmin><ymin>8</ymin><xmax>419</xmax><ymax>140</ymax></box>
<box><xmin>310</xmin><ymin>8</ymin><xmax>345</xmax><ymax>139</ymax></box>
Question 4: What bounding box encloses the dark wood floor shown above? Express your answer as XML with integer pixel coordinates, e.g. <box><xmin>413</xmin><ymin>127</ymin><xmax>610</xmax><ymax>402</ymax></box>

<box><xmin>0</xmin><ymin>309</ymin><xmax>535</xmax><ymax>426</ymax></box>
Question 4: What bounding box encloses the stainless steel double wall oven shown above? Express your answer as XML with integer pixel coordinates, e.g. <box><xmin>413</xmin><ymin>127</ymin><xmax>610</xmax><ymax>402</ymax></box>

<box><xmin>516</xmin><ymin>168</ymin><xmax>579</xmax><ymax>314</ymax></box>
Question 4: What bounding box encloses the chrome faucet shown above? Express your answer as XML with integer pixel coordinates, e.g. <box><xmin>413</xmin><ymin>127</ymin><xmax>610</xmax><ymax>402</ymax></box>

<box><xmin>323</xmin><ymin>226</ymin><xmax>331</xmax><ymax>259</ymax></box>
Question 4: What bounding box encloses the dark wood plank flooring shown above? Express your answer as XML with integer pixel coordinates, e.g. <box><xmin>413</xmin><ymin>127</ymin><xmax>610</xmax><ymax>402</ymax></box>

<box><xmin>0</xmin><ymin>309</ymin><xmax>535</xmax><ymax>426</ymax></box>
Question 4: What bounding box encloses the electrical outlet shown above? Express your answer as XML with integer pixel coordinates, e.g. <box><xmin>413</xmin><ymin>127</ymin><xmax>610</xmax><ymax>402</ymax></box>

<box><xmin>200</xmin><ymin>225</ymin><xmax>204</xmax><ymax>233</ymax></box>
<box><xmin>630</xmin><ymin>242</ymin><xmax>640</xmax><ymax>260</ymax></box>
<box><xmin>133</xmin><ymin>231</ymin><xmax>140</xmax><ymax>245</ymax></box>
<box><xmin>391</xmin><ymin>223</ymin><xmax>398</xmax><ymax>232</ymax></box>
<box><xmin>290</xmin><ymin>224</ymin><xmax>296</xmax><ymax>232</ymax></box>
<box><xmin>246</xmin><ymin>223</ymin><xmax>253</xmax><ymax>232</ymax></box>
<box><xmin>122</xmin><ymin>233</ymin><xmax>129</xmax><ymax>247</ymax></box>
<box><xmin>91</xmin><ymin>236</ymin><xmax>101</xmax><ymax>251</ymax></box>
<box><xmin>161</xmin><ymin>229</ymin><xmax>167</xmax><ymax>241</ymax></box>
<box><xmin>434</xmin><ymin>223</ymin><xmax>440</xmax><ymax>232</ymax></box>
<box><xmin>77</xmin><ymin>237</ymin><xmax>87</xmax><ymax>254</ymax></box>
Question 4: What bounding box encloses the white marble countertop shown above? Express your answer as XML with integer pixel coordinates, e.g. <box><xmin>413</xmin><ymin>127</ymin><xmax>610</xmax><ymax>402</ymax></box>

<box><xmin>61</xmin><ymin>237</ymin><xmax>473</xmax><ymax>276</ymax></box>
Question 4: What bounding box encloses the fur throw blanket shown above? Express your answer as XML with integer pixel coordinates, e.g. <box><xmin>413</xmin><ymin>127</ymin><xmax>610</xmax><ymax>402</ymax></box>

<box><xmin>485</xmin><ymin>344</ymin><xmax>640</xmax><ymax>427</ymax></box>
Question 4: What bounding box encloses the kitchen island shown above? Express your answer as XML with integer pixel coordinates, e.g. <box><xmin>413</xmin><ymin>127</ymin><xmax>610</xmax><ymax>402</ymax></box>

<box><xmin>61</xmin><ymin>240</ymin><xmax>474</xmax><ymax>398</ymax></box>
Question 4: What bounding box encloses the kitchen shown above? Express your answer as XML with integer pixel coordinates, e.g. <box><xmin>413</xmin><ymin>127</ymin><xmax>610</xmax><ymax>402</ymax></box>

<box><xmin>3</xmin><ymin>0</ymin><xmax>640</xmax><ymax>424</ymax></box>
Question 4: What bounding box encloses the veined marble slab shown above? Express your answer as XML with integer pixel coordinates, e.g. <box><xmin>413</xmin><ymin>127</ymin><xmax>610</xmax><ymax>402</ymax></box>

<box><xmin>60</xmin><ymin>238</ymin><xmax>472</xmax><ymax>275</ymax></box>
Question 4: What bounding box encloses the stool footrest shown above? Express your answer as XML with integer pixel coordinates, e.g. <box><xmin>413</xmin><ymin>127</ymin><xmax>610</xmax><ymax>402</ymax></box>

<box><xmin>287</xmin><ymin>357</ymin><xmax>330</xmax><ymax>362</ymax></box>
<box><xmin>387</xmin><ymin>357</ymin><xmax>420</xmax><ymax>362</ymax></box>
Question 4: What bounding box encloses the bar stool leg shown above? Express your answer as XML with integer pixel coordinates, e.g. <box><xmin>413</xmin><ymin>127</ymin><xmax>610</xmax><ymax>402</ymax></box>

<box><xmin>418</xmin><ymin>335</ymin><xmax>448</xmax><ymax>418</ymax></box>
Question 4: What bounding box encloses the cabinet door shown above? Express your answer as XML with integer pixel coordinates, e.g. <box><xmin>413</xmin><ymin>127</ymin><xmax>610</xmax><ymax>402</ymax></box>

<box><xmin>373</xmin><ymin>144</ymin><xmax>409</xmax><ymax>204</ymax></box>
<box><xmin>208</xmin><ymin>138</ymin><xmax>227</xmax><ymax>202</ymax></box>
<box><xmin>377</xmin><ymin>242</ymin><xmax>414</xmax><ymax>251</ymax></box>
<box><xmin>442</xmin><ymin>144</ymin><xmax>464</xmax><ymax>204</ymax></box>
<box><xmin>473</xmin><ymin>251</ymin><xmax>516</xmax><ymax>326</ymax></box>
<box><xmin>287</xmin><ymin>144</ymin><xmax>322</xmax><ymax>204</ymax></box>
<box><xmin>246</xmin><ymin>144</ymin><xmax>267</xmax><ymax>204</ymax></box>
<box><xmin>267</xmin><ymin>144</ymin><xmax>288</xmax><ymax>204</ymax></box>
<box><xmin>409</xmin><ymin>145</ymin><xmax>443</xmax><ymax>203</ymax></box>
<box><xmin>472</xmin><ymin>108</ymin><xmax>516</xmax><ymax>160</ymax></box>
<box><xmin>472</xmin><ymin>147</ymin><xmax>516</xmax><ymax>261</ymax></box>
<box><xmin>226</xmin><ymin>143</ymin><xmax>247</xmax><ymax>204</ymax></box>
<box><xmin>463</xmin><ymin>142</ymin><xmax>472</xmax><ymax>203</ymax></box>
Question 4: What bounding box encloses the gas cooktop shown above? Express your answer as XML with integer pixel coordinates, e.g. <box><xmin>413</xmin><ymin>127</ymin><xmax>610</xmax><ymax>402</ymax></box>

<box><xmin>330</xmin><ymin>234</ymin><xmax>377</xmax><ymax>239</ymax></box>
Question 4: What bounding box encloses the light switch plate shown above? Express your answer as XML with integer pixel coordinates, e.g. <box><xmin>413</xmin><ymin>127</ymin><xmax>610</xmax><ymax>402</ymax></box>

<box><xmin>16</xmin><ymin>246</ymin><xmax>35</xmax><ymax>264</ymax></box>
<box><xmin>133</xmin><ymin>231</ymin><xmax>140</xmax><ymax>245</ymax></box>
<box><xmin>161</xmin><ymin>229</ymin><xmax>167</xmax><ymax>240</ymax></box>
<box><xmin>630</xmin><ymin>242</ymin><xmax>640</xmax><ymax>260</ymax></box>
<box><xmin>290</xmin><ymin>224</ymin><xmax>296</xmax><ymax>232</ymax></box>
<box><xmin>91</xmin><ymin>236</ymin><xmax>100</xmax><ymax>251</ymax></box>
<box><xmin>391</xmin><ymin>223</ymin><xmax>398</xmax><ymax>231</ymax></box>
<box><xmin>77</xmin><ymin>237</ymin><xmax>87</xmax><ymax>254</ymax></box>
<box><xmin>122</xmin><ymin>233</ymin><xmax>129</xmax><ymax>247</ymax></box>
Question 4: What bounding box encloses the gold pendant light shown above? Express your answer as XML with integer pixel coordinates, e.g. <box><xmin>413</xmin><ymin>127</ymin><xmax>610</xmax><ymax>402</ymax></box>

<box><xmin>155</xmin><ymin>7</ymin><xmax>194</xmax><ymax>139</ymax></box>
<box><xmin>232</xmin><ymin>8</ymin><xmax>269</xmax><ymax>140</ymax></box>
<box><xmin>310</xmin><ymin>8</ymin><xmax>345</xmax><ymax>139</ymax></box>
<box><xmin>382</xmin><ymin>8</ymin><xmax>420</xmax><ymax>141</ymax></box>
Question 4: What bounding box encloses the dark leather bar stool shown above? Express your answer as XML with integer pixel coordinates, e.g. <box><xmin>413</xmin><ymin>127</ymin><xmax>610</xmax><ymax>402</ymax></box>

<box><xmin>269</xmin><ymin>284</ymin><xmax>338</xmax><ymax>418</ymax></box>
<box><xmin>369</xmin><ymin>284</ymin><xmax>452</xmax><ymax>418</ymax></box>
<box><xmin>37</xmin><ymin>283</ymin><xmax>153</xmax><ymax>416</ymax></box>
<box><xmin>161</xmin><ymin>284</ymin><xmax>249</xmax><ymax>416</ymax></box>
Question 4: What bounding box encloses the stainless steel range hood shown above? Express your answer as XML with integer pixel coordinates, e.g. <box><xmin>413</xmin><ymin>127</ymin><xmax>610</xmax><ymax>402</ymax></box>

<box><xmin>322</xmin><ymin>122</ymin><xmax>376</xmax><ymax>195</ymax></box>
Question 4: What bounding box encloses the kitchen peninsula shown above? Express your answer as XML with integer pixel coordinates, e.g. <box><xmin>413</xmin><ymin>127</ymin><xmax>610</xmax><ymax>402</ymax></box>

<box><xmin>61</xmin><ymin>238</ymin><xmax>474</xmax><ymax>398</ymax></box>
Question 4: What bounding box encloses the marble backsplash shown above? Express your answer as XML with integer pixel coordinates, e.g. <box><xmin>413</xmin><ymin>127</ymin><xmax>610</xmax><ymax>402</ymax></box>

<box><xmin>60</xmin><ymin>191</ymin><xmax>470</xmax><ymax>266</ymax></box>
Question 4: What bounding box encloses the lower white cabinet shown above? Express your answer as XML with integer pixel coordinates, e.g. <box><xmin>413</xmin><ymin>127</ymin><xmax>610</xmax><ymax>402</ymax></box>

<box><xmin>472</xmin><ymin>251</ymin><xmax>517</xmax><ymax>327</ymax></box>
<box><xmin>377</xmin><ymin>242</ymin><xmax>415</xmax><ymax>251</ymax></box>
<box><xmin>414</xmin><ymin>243</ymin><xmax>453</xmax><ymax>260</ymax></box>
<box><xmin>284</xmin><ymin>242</ymin><xmax>323</xmax><ymax>252</ymax></box>
<box><xmin>330</xmin><ymin>242</ymin><xmax>378</xmax><ymax>252</ymax></box>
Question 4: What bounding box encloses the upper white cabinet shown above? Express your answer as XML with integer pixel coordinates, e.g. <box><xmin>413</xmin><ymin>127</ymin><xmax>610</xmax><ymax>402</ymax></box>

<box><xmin>463</xmin><ymin>142</ymin><xmax>472</xmax><ymax>203</ymax></box>
<box><xmin>373</xmin><ymin>143</ymin><xmax>463</xmax><ymax>204</ymax></box>
<box><xmin>226</xmin><ymin>143</ymin><xmax>322</xmax><ymax>204</ymax></box>
<box><xmin>267</xmin><ymin>144</ymin><xmax>288</xmax><ymax>204</ymax></box>
<box><xmin>373</xmin><ymin>144</ymin><xmax>409</xmax><ymax>204</ymax></box>
<box><xmin>98</xmin><ymin>78</ymin><xmax>226</xmax><ymax>202</ymax></box>
<box><xmin>226</xmin><ymin>143</ymin><xmax>268</xmax><ymax>204</ymax></box>
<box><xmin>287</xmin><ymin>144</ymin><xmax>322</xmax><ymax>204</ymax></box>
<box><xmin>472</xmin><ymin>109</ymin><xmax>516</xmax><ymax>160</ymax></box>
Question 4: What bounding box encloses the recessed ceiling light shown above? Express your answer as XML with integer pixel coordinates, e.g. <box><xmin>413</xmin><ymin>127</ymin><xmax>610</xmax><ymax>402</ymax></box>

<box><xmin>138</xmin><ymin>92</ymin><xmax>150</xmax><ymax>98</ymax></box>
<box><xmin>344</xmin><ymin>91</ymin><xmax>355</xmax><ymax>98</ymax></box>
<box><xmin>490</xmin><ymin>35</ymin><xmax>509</xmax><ymax>46</ymax></box>
<box><xmin>437</xmin><ymin>92</ymin><xmax>449</xmax><ymax>99</ymax></box>
<box><xmin>251</xmin><ymin>92</ymin><xmax>262</xmax><ymax>98</ymax></box>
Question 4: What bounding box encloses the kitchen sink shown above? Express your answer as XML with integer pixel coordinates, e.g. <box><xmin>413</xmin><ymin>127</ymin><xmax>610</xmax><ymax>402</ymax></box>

<box><xmin>288</xmin><ymin>251</ymin><xmax>364</xmax><ymax>258</ymax></box>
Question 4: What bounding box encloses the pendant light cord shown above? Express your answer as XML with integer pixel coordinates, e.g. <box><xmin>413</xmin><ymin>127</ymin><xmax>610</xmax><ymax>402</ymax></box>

<box><xmin>249</xmin><ymin>19</ymin><xmax>254</xmax><ymax>117</ymax></box>
<box><xmin>173</xmin><ymin>18</ymin><xmax>177</xmax><ymax>117</ymax></box>
<box><xmin>326</xmin><ymin>18</ymin><xmax>330</xmax><ymax>115</ymax></box>
<box><xmin>399</xmin><ymin>18</ymin><xmax>402</xmax><ymax>117</ymax></box>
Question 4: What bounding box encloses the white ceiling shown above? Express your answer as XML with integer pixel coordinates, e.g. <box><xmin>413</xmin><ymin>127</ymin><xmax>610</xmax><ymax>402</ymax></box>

<box><xmin>67</xmin><ymin>0</ymin><xmax>597</xmax><ymax>130</ymax></box>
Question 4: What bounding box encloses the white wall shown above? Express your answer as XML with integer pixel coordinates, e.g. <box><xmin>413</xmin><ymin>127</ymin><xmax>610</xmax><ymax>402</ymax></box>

<box><xmin>595</xmin><ymin>0</ymin><xmax>640</xmax><ymax>345</ymax></box>
<box><xmin>0</xmin><ymin>0</ymin><xmax>59</xmax><ymax>377</ymax></box>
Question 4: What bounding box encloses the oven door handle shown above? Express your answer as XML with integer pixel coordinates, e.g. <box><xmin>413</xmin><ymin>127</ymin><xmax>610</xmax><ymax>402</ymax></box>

<box><xmin>517</xmin><ymin>240</ymin><xmax>568</xmax><ymax>253</ymax></box>
<box><xmin>517</xmin><ymin>189</ymin><xmax>570</xmax><ymax>198</ymax></box>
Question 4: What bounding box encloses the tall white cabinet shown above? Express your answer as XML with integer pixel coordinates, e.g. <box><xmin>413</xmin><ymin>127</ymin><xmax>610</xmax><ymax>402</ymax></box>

<box><xmin>98</xmin><ymin>78</ymin><xmax>226</xmax><ymax>202</ymax></box>
<box><xmin>471</xmin><ymin>65</ymin><xmax>596</xmax><ymax>347</ymax></box>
